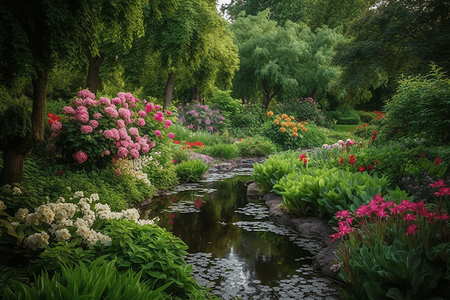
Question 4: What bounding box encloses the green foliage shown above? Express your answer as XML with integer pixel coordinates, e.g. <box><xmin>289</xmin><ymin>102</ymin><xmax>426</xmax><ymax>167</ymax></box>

<box><xmin>275</xmin><ymin>97</ymin><xmax>327</xmax><ymax>126</ymax></box>
<box><xmin>228</xmin><ymin>104</ymin><xmax>267</xmax><ymax>138</ymax></box>
<box><xmin>4</xmin><ymin>258</ymin><xmax>171</xmax><ymax>300</ymax></box>
<box><xmin>142</xmin><ymin>154</ymin><xmax>178</xmax><ymax>190</ymax></box>
<box><xmin>272</xmin><ymin>167</ymin><xmax>391</xmax><ymax>222</ymax></box>
<box><xmin>236</xmin><ymin>136</ymin><xmax>277</xmax><ymax>157</ymax></box>
<box><xmin>171</xmin><ymin>146</ymin><xmax>190</xmax><ymax>164</ymax></box>
<box><xmin>203</xmin><ymin>143</ymin><xmax>240</xmax><ymax>159</ymax></box>
<box><xmin>0</xmin><ymin>94</ymin><xmax>32</xmax><ymax>149</ymax></box>
<box><xmin>356</xmin><ymin>111</ymin><xmax>378</xmax><ymax>124</ymax></box>
<box><xmin>327</xmin><ymin>104</ymin><xmax>361</xmax><ymax>125</ymax></box>
<box><xmin>380</xmin><ymin>65</ymin><xmax>450</xmax><ymax>145</ymax></box>
<box><xmin>252</xmin><ymin>151</ymin><xmax>303</xmax><ymax>193</ymax></box>
<box><xmin>175</xmin><ymin>160</ymin><xmax>209</xmax><ymax>182</ymax></box>
<box><xmin>96</xmin><ymin>219</ymin><xmax>204</xmax><ymax>300</ymax></box>
<box><xmin>230</xmin><ymin>9</ymin><xmax>343</xmax><ymax>108</ymax></box>
<box><xmin>210</xmin><ymin>90</ymin><xmax>242</xmax><ymax>129</ymax></box>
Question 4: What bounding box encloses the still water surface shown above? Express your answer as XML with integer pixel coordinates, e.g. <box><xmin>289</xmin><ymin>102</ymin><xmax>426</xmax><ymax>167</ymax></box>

<box><xmin>143</xmin><ymin>170</ymin><xmax>341</xmax><ymax>300</ymax></box>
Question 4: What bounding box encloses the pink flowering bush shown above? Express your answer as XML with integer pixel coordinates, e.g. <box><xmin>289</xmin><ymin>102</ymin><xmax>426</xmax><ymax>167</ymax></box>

<box><xmin>177</xmin><ymin>100</ymin><xmax>226</xmax><ymax>132</ymax></box>
<box><xmin>331</xmin><ymin>191</ymin><xmax>450</xmax><ymax>299</ymax></box>
<box><xmin>48</xmin><ymin>90</ymin><xmax>176</xmax><ymax>167</ymax></box>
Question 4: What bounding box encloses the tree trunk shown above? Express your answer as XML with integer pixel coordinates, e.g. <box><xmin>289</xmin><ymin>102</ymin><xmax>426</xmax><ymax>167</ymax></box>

<box><xmin>311</xmin><ymin>86</ymin><xmax>318</xmax><ymax>99</ymax></box>
<box><xmin>191</xmin><ymin>86</ymin><xmax>200</xmax><ymax>102</ymax></box>
<box><xmin>86</xmin><ymin>54</ymin><xmax>105</xmax><ymax>94</ymax></box>
<box><xmin>261</xmin><ymin>80</ymin><xmax>279</xmax><ymax>110</ymax></box>
<box><xmin>1</xmin><ymin>70</ymin><xmax>47</xmax><ymax>185</ymax></box>
<box><xmin>163</xmin><ymin>72</ymin><xmax>176</xmax><ymax>110</ymax></box>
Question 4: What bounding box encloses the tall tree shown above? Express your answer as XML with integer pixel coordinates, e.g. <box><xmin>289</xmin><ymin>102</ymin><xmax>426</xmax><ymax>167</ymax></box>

<box><xmin>230</xmin><ymin>9</ymin><xmax>342</xmax><ymax>109</ymax></box>
<box><xmin>145</xmin><ymin>0</ymin><xmax>221</xmax><ymax>109</ymax></box>
<box><xmin>332</xmin><ymin>0</ymin><xmax>450</xmax><ymax>107</ymax></box>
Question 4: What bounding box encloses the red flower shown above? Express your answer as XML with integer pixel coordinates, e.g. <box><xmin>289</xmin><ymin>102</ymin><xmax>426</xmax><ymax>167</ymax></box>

<box><xmin>56</xmin><ymin>170</ymin><xmax>63</xmax><ymax>177</ymax></box>
<box><xmin>47</xmin><ymin>113</ymin><xmax>61</xmax><ymax>125</ymax></box>
<box><xmin>421</xmin><ymin>153</ymin><xmax>426</xmax><ymax>158</ymax></box>
<box><xmin>405</xmin><ymin>224</ymin><xmax>419</xmax><ymax>235</ymax></box>
<box><xmin>434</xmin><ymin>156</ymin><xmax>442</xmax><ymax>166</ymax></box>
<box><xmin>173</xmin><ymin>140</ymin><xmax>180</xmax><ymax>144</ymax></box>
<box><xmin>358</xmin><ymin>166</ymin><xmax>365</xmax><ymax>172</ymax></box>
<box><xmin>375</xmin><ymin>160</ymin><xmax>379</xmax><ymax>164</ymax></box>
<box><xmin>349</xmin><ymin>155</ymin><xmax>356</xmax><ymax>165</ymax></box>
<box><xmin>339</xmin><ymin>157</ymin><xmax>344</xmax><ymax>164</ymax></box>
<box><xmin>366</xmin><ymin>165</ymin><xmax>373</xmax><ymax>171</ymax></box>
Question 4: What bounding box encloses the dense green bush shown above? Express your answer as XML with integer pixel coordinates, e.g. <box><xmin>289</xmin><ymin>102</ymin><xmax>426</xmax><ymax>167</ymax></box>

<box><xmin>210</xmin><ymin>90</ymin><xmax>242</xmax><ymax>129</ymax></box>
<box><xmin>4</xmin><ymin>258</ymin><xmax>171</xmax><ymax>300</ymax></box>
<box><xmin>274</xmin><ymin>97</ymin><xmax>327</xmax><ymax>127</ymax></box>
<box><xmin>356</xmin><ymin>111</ymin><xmax>377</xmax><ymax>124</ymax></box>
<box><xmin>327</xmin><ymin>104</ymin><xmax>361</xmax><ymax>125</ymax></box>
<box><xmin>176</xmin><ymin>160</ymin><xmax>209</xmax><ymax>182</ymax></box>
<box><xmin>228</xmin><ymin>104</ymin><xmax>266</xmax><ymax>138</ymax></box>
<box><xmin>203</xmin><ymin>143</ymin><xmax>240</xmax><ymax>159</ymax></box>
<box><xmin>380</xmin><ymin>65</ymin><xmax>450</xmax><ymax>145</ymax></box>
<box><xmin>236</xmin><ymin>136</ymin><xmax>277</xmax><ymax>157</ymax></box>
<box><xmin>97</xmin><ymin>219</ymin><xmax>204</xmax><ymax>299</ymax></box>
<box><xmin>142</xmin><ymin>153</ymin><xmax>178</xmax><ymax>190</ymax></box>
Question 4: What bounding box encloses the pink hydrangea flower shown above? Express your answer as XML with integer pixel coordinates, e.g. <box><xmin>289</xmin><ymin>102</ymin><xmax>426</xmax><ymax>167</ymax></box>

<box><xmin>117</xmin><ymin>119</ymin><xmax>125</xmax><ymax>128</ymax></box>
<box><xmin>89</xmin><ymin>120</ymin><xmax>99</xmax><ymax>128</ymax></box>
<box><xmin>63</xmin><ymin>106</ymin><xmax>76</xmax><ymax>115</ymax></box>
<box><xmin>137</xmin><ymin>118</ymin><xmax>145</xmax><ymax>127</ymax></box>
<box><xmin>138</xmin><ymin>110</ymin><xmax>147</xmax><ymax>117</ymax></box>
<box><xmin>73</xmin><ymin>150</ymin><xmax>88</xmax><ymax>164</ymax></box>
<box><xmin>130</xmin><ymin>149</ymin><xmax>139</xmax><ymax>159</ymax></box>
<box><xmin>104</xmin><ymin>107</ymin><xmax>118</xmax><ymax>118</ymax></box>
<box><xmin>129</xmin><ymin>127</ymin><xmax>139</xmax><ymax>136</ymax></box>
<box><xmin>118</xmin><ymin>128</ymin><xmax>128</xmax><ymax>139</ymax></box>
<box><xmin>166</xmin><ymin>111</ymin><xmax>172</xmax><ymax>116</ymax></box>
<box><xmin>155</xmin><ymin>130</ymin><xmax>162</xmax><ymax>137</ymax></box>
<box><xmin>103</xmin><ymin>150</ymin><xmax>110</xmax><ymax>156</ymax></box>
<box><xmin>77</xmin><ymin>113</ymin><xmax>89</xmax><ymax>123</ymax></box>
<box><xmin>99</xmin><ymin>97</ymin><xmax>111</xmax><ymax>106</ymax></box>
<box><xmin>51</xmin><ymin>121</ymin><xmax>62</xmax><ymax>132</ymax></box>
<box><xmin>118</xmin><ymin>147</ymin><xmax>129</xmax><ymax>158</ymax></box>
<box><xmin>169</xmin><ymin>132</ymin><xmax>175</xmax><ymax>139</ymax></box>
<box><xmin>165</xmin><ymin>120</ymin><xmax>172</xmax><ymax>128</ymax></box>
<box><xmin>78</xmin><ymin>89</ymin><xmax>95</xmax><ymax>99</ymax></box>
<box><xmin>145</xmin><ymin>103</ymin><xmax>155</xmax><ymax>113</ymax></box>
<box><xmin>118</xmin><ymin>108</ymin><xmax>131</xmax><ymax>119</ymax></box>
<box><xmin>93</xmin><ymin>113</ymin><xmax>102</xmax><ymax>119</ymax></box>
<box><xmin>81</xmin><ymin>125</ymin><xmax>93</xmax><ymax>134</ymax></box>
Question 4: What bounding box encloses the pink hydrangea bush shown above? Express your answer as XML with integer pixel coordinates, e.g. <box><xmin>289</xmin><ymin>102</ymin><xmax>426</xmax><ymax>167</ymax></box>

<box><xmin>48</xmin><ymin>90</ymin><xmax>176</xmax><ymax>166</ymax></box>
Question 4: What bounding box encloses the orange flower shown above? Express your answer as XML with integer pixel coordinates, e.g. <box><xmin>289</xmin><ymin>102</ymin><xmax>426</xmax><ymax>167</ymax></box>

<box><xmin>238</xmin><ymin>137</ymin><xmax>243</xmax><ymax>141</ymax></box>
<box><xmin>292</xmin><ymin>127</ymin><xmax>298</xmax><ymax>133</ymax></box>
<box><xmin>274</xmin><ymin>120</ymin><xmax>279</xmax><ymax>125</ymax></box>
<box><xmin>267</xmin><ymin>111</ymin><xmax>274</xmax><ymax>117</ymax></box>
<box><xmin>290</xmin><ymin>115</ymin><xmax>295</xmax><ymax>119</ymax></box>
<box><xmin>281</xmin><ymin>114</ymin><xmax>288</xmax><ymax>119</ymax></box>
<box><xmin>293</xmin><ymin>132</ymin><xmax>298</xmax><ymax>137</ymax></box>
<box><xmin>280</xmin><ymin>127</ymin><xmax>286</xmax><ymax>133</ymax></box>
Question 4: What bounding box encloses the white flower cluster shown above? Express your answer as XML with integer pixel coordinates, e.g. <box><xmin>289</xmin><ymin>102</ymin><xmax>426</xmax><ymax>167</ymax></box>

<box><xmin>131</xmin><ymin>154</ymin><xmax>154</xmax><ymax>171</ymax></box>
<box><xmin>0</xmin><ymin>200</ymin><xmax>7</xmax><ymax>211</ymax></box>
<box><xmin>11</xmin><ymin>191</ymin><xmax>159</xmax><ymax>250</ymax></box>
<box><xmin>23</xmin><ymin>232</ymin><xmax>50</xmax><ymax>250</ymax></box>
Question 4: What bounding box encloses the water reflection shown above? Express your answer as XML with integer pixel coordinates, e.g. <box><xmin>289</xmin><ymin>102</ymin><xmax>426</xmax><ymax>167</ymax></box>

<box><xmin>142</xmin><ymin>174</ymin><xmax>341</xmax><ymax>299</ymax></box>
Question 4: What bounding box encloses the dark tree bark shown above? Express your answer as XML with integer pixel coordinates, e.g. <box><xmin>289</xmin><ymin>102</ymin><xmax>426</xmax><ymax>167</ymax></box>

<box><xmin>190</xmin><ymin>86</ymin><xmax>201</xmax><ymax>102</ymax></box>
<box><xmin>1</xmin><ymin>70</ymin><xmax>47</xmax><ymax>185</ymax></box>
<box><xmin>86</xmin><ymin>54</ymin><xmax>105</xmax><ymax>94</ymax></box>
<box><xmin>311</xmin><ymin>86</ymin><xmax>318</xmax><ymax>99</ymax></box>
<box><xmin>163</xmin><ymin>72</ymin><xmax>176</xmax><ymax>110</ymax></box>
<box><xmin>262</xmin><ymin>80</ymin><xmax>280</xmax><ymax>110</ymax></box>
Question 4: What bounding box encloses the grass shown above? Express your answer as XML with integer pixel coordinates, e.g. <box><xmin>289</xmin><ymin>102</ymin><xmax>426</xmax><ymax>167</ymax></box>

<box><xmin>335</xmin><ymin>124</ymin><xmax>362</xmax><ymax>132</ymax></box>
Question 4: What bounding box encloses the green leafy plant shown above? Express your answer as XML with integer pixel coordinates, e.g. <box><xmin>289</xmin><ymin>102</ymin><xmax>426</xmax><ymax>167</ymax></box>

<box><xmin>203</xmin><ymin>143</ymin><xmax>240</xmax><ymax>159</ymax></box>
<box><xmin>274</xmin><ymin>97</ymin><xmax>327</xmax><ymax>127</ymax></box>
<box><xmin>236</xmin><ymin>136</ymin><xmax>277</xmax><ymax>157</ymax></box>
<box><xmin>96</xmin><ymin>219</ymin><xmax>204</xmax><ymax>299</ymax></box>
<box><xmin>176</xmin><ymin>160</ymin><xmax>209</xmax><ymax>182</ymax></box>
<box><xmin>4</xmin><ymin>258</ymin><xmax>172</xmax><ymax>300</ymax></box>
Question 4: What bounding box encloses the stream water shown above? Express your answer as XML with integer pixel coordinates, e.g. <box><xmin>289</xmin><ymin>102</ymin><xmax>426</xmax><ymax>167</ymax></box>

<box><xmin>142</xmin><ymin>167</ymin><xmax>341</xmax><ymax>300</ymax></box>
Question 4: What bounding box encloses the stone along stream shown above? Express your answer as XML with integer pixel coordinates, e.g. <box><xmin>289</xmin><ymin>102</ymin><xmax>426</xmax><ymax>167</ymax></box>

<box><xmin>142</xmin><ymin>167</ymin><xmax>341</xmax><ymax>300</ymax></box>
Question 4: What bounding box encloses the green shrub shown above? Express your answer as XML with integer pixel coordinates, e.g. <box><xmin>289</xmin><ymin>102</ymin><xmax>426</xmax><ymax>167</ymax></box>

<box><xmin>171</xmin><ymin>145</ymin><xmax>190</xmax><ymax>164</ymax></box>
<box><xmin>142</xmin><ymin>155</ymin><xmax>178</xmax><ymax>190</ymax></box>
<box><xmin>356</xmin><ymin>111</ymin><xmax>377</xmax><ymax>124</ymax></box>
<box><xmin>380</xmin><ymin>64</ymin><xmax>450</xmax><ymax>145</ymax></box>
<box><xmin>203</xmin><ymin>143</ymin><xmax>240</xmax><ymax>159</ymax></box>
<box><xmin>228</xmin><ymin>104</ymin><xmax>266</xmax><ymax>137</ymax></box>
<box><xmin>327</xmin><ymin>104</ymin><xmax>361</xmax><ymax>125</ymax></box>
<box><xmin>274</xmin><ymin>97</ymin><xmax>327</xmax><ymax>127</ymax></box>
<box><xmin>236</xmin><ymin>136</ymin><xmax>277</xmax><ymax>157</ymax></box>
<box><xmin>210</xmin><ymin>90</ymin><xmax>242</xmax><ymax>129</ymax></box>
<box><xmin>96</xmin><ymin>219</ymin><xmax>204</xmax><ymax>299</ymax></box>
<box><xmin>176</xmin><ymin>160</ymin><xmax>209</xmax><ymax>182</ymax></box>
<box><xmin>4</xmin><ymin>258</ymin><xmax>171</xmax><ymax>300</ymax></box>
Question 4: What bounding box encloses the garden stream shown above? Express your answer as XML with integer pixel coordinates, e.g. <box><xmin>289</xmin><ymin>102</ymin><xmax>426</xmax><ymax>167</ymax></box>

<box><xmin>141</xmin><ymin>163</ymin><xmax>341</xmax><ymax>300</ymax></box>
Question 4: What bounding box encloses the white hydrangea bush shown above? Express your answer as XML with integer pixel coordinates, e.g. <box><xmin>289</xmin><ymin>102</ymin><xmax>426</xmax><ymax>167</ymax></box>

<box><xmin>0</xmin><ymin>190</ymin><xmax>159</xmax><ymax>250</ymax></box>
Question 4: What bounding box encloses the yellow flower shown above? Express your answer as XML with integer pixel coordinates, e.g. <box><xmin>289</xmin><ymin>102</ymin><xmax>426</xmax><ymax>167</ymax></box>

<box><xmin>281</xmin><ymin>114</ymin><xmax>288</xmax><ymax>119</ymax></box>
<box><xmin>280</xmin><ymin>127</ymin><xmax>286</xmax><ymax>133</ymax></box>
<box><xmin>274</xmin><ymin>120</ymin><xmax>279</xmax><ymax>125</ymax></box>
<box><xmin>267</xmin><ymin>111</ymin><xmax>274</xmax><ymax>117</ymax></box>
<box><xmin>293</xmin><ymin>132</ymin><xmax>298</xmax><ymax>137</ymax></box>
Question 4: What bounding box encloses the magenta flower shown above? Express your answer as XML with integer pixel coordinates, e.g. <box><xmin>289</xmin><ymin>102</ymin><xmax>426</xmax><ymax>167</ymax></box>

<box><xmin>405</xmin><ymin>224</ymin><xmax>419</xmax><ymax>235</ymax></box>
<box><xmin>166</xmin><ymin>111</ymin><xmax>172</xmax><ymax>116</ymax></box>
<box><xmin>335</xmin><ymin>210</ymin><xmax>350</xmax><ymax>220</ymax></box>
<box><xmin>145</xmin><ymin>103</ymin><xmax>155</xmax><ymax>113</ymax></box>
<box><xmin>130</xmin><ymin>149</ymin><xmax>139</xmax><ymax>159</ymax></box>
<box><xmin>430</xmin><ymin>180</ymin><xmax>446</xmax><ymax>188</ymax></box>
<box><xmin>169</xmin><ymin>132</ymin><xmax>175</xmax><ymax>139</ymax></box>
<box><xmin>403</xmin><ymin>213</ymin><xmax>417</xmax><ymax>222</ymax></box>
<box><xmin>118</xmin><ymin>147</ymin><xmax>129</xmax><ymax>158</ymax></box>
<box><xmin>155</xmin><ymin>130</ymin><xmax>162</xmax><ymax>137</ymax></box>
<box><xmin>138</xmin><ymin>110</ymin><xmax>147</xmax><ymax>117</ymax></box>
<box><xmin>117</xmin><ymin>168</ymin><xmax>122</xmax><ymax>175</ymax></box>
